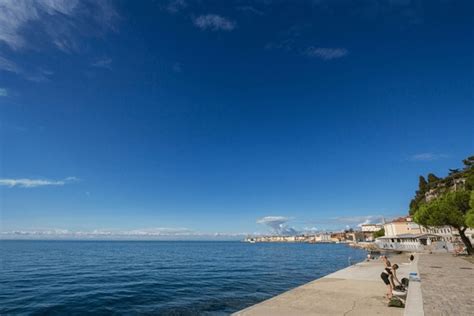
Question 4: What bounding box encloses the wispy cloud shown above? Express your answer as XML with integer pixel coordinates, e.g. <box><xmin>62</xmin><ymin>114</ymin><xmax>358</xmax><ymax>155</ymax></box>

<box><xmin>294</xmin><ymin>214</ymin><xmax>393</xmax><ymax>232</ymax></box>
<box><xmin>0</xmin><ymin>0</ymin><xmax>76</xmax><ymax>50</ymax></box>
<box><xmin>257</xmin><ymin>216</ymin><xmax>298</xmax><ymax>235</ymax></box>
<box><xmin>409</xmin><ymin>153</ymin><xmax>448</xmax><ymax>162</ymax></box>
<box><xmin>331</xmin><ymin>215</ymin><xmax>386</xmax><ymax>227</ymax></box>
<box><xmin>0</xmin><ymin>55</ymin><xmax>20</xmax><ymax>73</ymax></box>
<box><xmin>237</xmin><ymin>6</ymin><xmax>264</xmax><ymax>16</ymax></box>
<box><xmin>194</xmin><ymin>14</ymin><xmax>236</xmax><ymax>31</ymax></box>
<box><xmin>0</xmin><ymin>56</ymin><xmax>53</xmax><ymax>81</ymax></box>
<box><xmin>255</xmin><ymin>215</ymin><xmax>389</xmax><ymax>235</ymax></box>
<box><xmin>304</xmin><ymin>47</ymin><xmax>348</xmax><ymax>60</ymax></box>
<box><xmin>0</xmin><ymin>0</ymin><xmax>117</xmax><ymax>52</ymax></box>
<box><xmin>0</xmin><ymin>88</ymin><xmax>7</xmax><ymax>96</ymax></box>
<box><xmin>91</xmin><ymin>57</ymin><xmax>112</xmax><ymax>69</ymax></box>
<box><xmin>165</xmin><ymin>0</ymin><xmax>187</xmax><ymax>14</ymax></box>
<box><xmin>0</xmin><ymin>177</ymin><xmax>78</xmax><ymax>188</ymax></box>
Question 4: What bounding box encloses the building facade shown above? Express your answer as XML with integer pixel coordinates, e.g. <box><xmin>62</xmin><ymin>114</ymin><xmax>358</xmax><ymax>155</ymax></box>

<box><xmin>383</xmin><ymin>216</ymin><xmax>421</xmax><ymax>236</ymax></box>
<box><xmin>382</xmin><ymin>216</ymin><xmax>473</xmax><ymax>243</ymax></box>
<box><xmin>360</xmin><ymin>224</ymin><xmax>383</xmax><ymax>232</ymax></box>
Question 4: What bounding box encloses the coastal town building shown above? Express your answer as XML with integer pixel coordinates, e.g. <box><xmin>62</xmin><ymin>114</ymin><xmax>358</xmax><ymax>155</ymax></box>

<box><xmin>383</xmin><ymin>216</ymin><xmax>421</xmax><ymax>236</ymax></box>
<box><xmin>345</xmin><ymin>231</ymin><xmax>365</xmax><ymax>242</ymax></box>
<box><xmin>382</xmin><ymin>215</ymin><xmax>473</xmax><ymax>243</ymax></box>
<box><xmin>360</xmin><ymin>224</ymin><xmax>383</xmax><ymax>232</ymax></box>
<box><xmin>244</xmin><ymin>231</ymin><xmax>367</xmax><ymax>243</ymax></box>
<box><xmin>377</xmin><ymin>215</ymin><xmax>474</xmax><ymax>252</ymax></box>
<box><xmin>361</xmin><ymin>231</ymin><xmax>376</xmax><ymax>242</ymax></box>
<box><xmin>376</xmin><ymin>233</ymin><xmax>445</xmax><ymax>252</ymax></box>
<box><xmin>315</xmin><ymin>233</ymin><xmax>331</xmax><ymax>242</ymax></box>
<box><xmin>330</xmin><ymin>232</ymin><xmax>346</xmax><ymax>242</ymax></box>
<box><xmin>420</xmin><ymin>226</ymin><xmax>456</xmax><ymax>242</ymax></box>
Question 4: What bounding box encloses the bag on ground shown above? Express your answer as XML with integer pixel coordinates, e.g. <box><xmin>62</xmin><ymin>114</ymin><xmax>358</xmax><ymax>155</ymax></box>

<box><xmin>401</xmin><ymin>277</ymin><xmax>409</xmax><ymax>288</ymax></box>
<box><xmin>388</xmin><ymin>297</ymin><xmax>405</xmax><ymax>308</ymax></box>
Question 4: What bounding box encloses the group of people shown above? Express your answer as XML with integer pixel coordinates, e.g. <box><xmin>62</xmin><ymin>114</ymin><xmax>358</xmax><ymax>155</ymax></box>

<box><xmin>380</xmin><ymin>255</ymin><xmax>402</xmax><ymax>300</ymax></box>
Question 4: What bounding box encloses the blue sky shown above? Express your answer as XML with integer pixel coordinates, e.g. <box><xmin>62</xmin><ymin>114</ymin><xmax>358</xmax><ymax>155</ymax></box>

<box><xmin>0</xmin><ymin>0</ymin><xmax>473</xmax><ymax>239</ymax></box>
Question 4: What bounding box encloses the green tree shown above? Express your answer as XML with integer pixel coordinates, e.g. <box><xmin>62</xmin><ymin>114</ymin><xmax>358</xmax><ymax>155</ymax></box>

<box><xmin>463</xmin><ymin>156</ymin><xmax>474</xmax><ymax>169</ymax></box>
<box><xmin>466</xmin><ymin>191</ymin><xmax>474</xmax><ymax>228</ymax></box>
<box><xmin>449</xmin><ymin>169</ymin><xmax>460</xmax><ymax>175</ymax></box>
<box><xmin>409</xmin><ymin>175</ymin><xmax>429</xmax><ymax>215</ymax></box>
<box><xmin>373</xmin><ymin>228</ymin><xmax>385</xmax><ymax>239</ymax></box>
<box><xmin>462</xmin><ymin>157</ymin><xmax>474</xmax><ymax>190</ymax></box>
<box><xmin>409</xmin><ymin>199</ymin><xmax>418</xmax><ymax>215</ymax></box>
<box><xmin>414</xmin><ymin>190</ymin><xmax>473</xmax><ymax>255</ymax></box>
<box><xmin>418</xmin><ymin>176</ymin><xmax>428</xmax><ymax>193</ymax></box>
<box><xmin>427</xmin><ymin>173</ymin><xmax>440</xmax><ymax>184</ymax></box>
<box><xmin>466</xmin><ymin>173</ymin><xmax>474</xmax><ymax>191</ymax></box>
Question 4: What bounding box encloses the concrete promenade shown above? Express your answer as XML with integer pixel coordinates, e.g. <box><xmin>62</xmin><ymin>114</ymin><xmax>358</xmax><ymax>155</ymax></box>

<box><xmin>233</xmin><ymin>255</ymin><xmax>413</xmax><ymax>316</ymax></box>
<box><xmin>418</xmin><ymin>253</ymin><xmax>474</xmax><ymax>316</ymax></box>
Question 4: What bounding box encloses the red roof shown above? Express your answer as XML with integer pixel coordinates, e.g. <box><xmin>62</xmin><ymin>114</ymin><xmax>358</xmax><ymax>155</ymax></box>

<box><xmin>390</xmin><ymin>216</ymin><xmax>412</xmax><ymax>223</ymax></box>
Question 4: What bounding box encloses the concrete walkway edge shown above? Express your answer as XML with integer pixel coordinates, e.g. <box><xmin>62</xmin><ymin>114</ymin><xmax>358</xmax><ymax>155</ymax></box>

<box><xmin>233</xmin><ymin>256</ymin><xmax>410</xmax><ymax>316</ymax></box>
<box><xmin>403</xmin><ymin>256</ymin><xmax>424</xmax><ymax>316</ymax></box>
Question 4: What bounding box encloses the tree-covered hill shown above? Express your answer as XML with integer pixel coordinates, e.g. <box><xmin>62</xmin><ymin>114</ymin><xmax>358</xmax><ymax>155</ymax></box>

<box><xmin>409</xmin><ymin>156</ymin><xmax>474</xmax><ymax>255</ymax></box>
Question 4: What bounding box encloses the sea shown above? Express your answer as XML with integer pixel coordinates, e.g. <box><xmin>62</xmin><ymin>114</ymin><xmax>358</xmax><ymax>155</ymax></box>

<box><xmin>0</xmin><ymin>240</ymin><xmax>367</xmax><ymax>315</ymax></box>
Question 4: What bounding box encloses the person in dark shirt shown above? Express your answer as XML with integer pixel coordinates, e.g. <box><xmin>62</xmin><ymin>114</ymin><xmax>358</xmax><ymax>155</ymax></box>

<box><xmin>381</xmin><ymin>264</ymin><xmax>401</xmax><ymax>299</ymax></box>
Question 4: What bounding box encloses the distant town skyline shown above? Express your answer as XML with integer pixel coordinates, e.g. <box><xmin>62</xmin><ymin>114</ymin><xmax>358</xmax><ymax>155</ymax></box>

<box><xmin>1</xmin><ymin>1</ymin><xmax>473</xmax><ymax>239</ymax></box>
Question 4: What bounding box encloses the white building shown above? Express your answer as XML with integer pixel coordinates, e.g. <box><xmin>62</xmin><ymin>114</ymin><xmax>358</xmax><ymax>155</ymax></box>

<box><xmin>315</xmin><ymin>233</ymin><xmax>331</xmax><ymax>242</ymax></box>
<box><xmin>383</xmin><ymin>216</ymin><xmax>421</xmax><ymax>236</ymax></box>
<box><xmin>376</xmin><ymin>233</ymin><xmax>446</xmax><ymax>252</ymax></box>
<box><xmin>360</xmin><ymin>224</ymin><xmax>383</xmax><ymax>232</ymax></box>
<box><xmin>420</xmin><ymin>226</ymin><xmax>456</xmax><ymax>242</ymax></box>
<box><xmin>377</xmin><ymin>215</ymin><xmax>474</xmax><ymax>253</ymax></box>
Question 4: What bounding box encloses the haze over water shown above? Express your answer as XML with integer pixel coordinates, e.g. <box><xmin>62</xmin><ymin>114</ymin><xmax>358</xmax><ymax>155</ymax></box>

<box><xmin>1</xmin><ymin>241</ymin><xmax>366</xmax><ymax>315</ymax></box>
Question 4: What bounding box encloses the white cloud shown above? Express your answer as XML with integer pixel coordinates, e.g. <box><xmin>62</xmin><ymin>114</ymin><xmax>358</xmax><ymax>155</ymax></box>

<box><xmin>257</xmin><ymin>216</ymin><xmax>298</xmax><ymax>235</ymax></box>
<box><xmin>166</xmin><ymin>0</ymin><xmax>187</xmax><ymax>14</ymax></box>
<box><xmin>332</xmin><ymin>215</ymin><xmax>385</xmax><ymax>226</ymax></box>
<box><xmin>194</xmin><ymin>14</ymin><xmax>236</xmax><ymax>31</ymax></box>
<box><xmin>0</xmin><ymin>55</ymin><xmax>20</xmax><ymax>73</ymax></box>
<box><xmin>0</xmin><ymin>0</ymin><xmax>79</xmax><ymax>50</ymax></box>
<box><xmin>0</xmin><ymin>1</ymin><xmax>117</xmax><ymax>81</ymax></box>
<box><xmin>0</xmin><ymin>0</ymin><xmax>117</xmax><ymax>52</ymax></box>
<box><xmin>410</xmin><ymin>153</ymin><xmax>448</xmax><ymax>161</ymax></box>
<box><xmin>237</xmin><ymin>6</ymin><xmax>264</xmax><ymax>16</ymax></box>
<box><xmin>0</xmin><ymin>177</ymin><xmax>78</xmax><ymax>188</ymax></box>
<box><xmin>300</xmin><ymin>214</ymin><xmax>391</xmax><ymax>231</ymax></box>
<box><xmin>0</xmin><ymin>88</ymin><xmax>7</xmax><ymax>96</ymax></box>
<box><xmin>0</xmin><ymin>56</ymin><xmax>53</xmax><ymax>81</ymax></box>
<box><xmin>305</xmin><ymin>47</ymin><xmax>348</xmax><ymax>60</ymax></box>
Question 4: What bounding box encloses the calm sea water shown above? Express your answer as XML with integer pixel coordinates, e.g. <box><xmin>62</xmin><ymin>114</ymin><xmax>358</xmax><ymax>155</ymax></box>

<box><xmin>0</xmin><ymin>241</ymin><xmax>366</xmax><ymax>315</ymax></box>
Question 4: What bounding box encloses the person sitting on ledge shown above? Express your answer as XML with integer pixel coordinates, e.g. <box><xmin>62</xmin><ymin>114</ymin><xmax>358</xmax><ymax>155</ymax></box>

<box><xmin>381</xmin><ymin>264</ymin><xmax>401</xmax><ymax>300</ymax></box>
